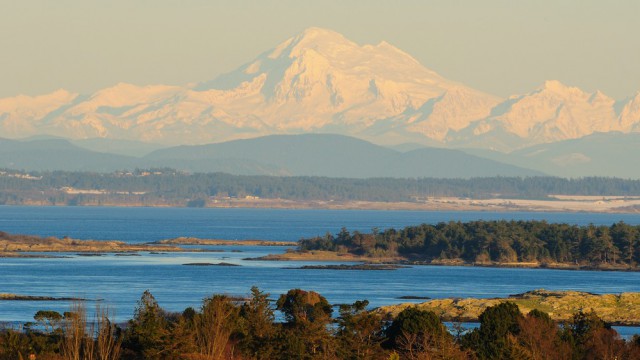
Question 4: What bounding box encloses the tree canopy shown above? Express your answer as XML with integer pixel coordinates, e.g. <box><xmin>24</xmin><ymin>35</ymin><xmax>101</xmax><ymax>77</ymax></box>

<box><xmin>298</xmin><ymin>220</ymin><xmax>640</xmax><ymax>267</ymax></box>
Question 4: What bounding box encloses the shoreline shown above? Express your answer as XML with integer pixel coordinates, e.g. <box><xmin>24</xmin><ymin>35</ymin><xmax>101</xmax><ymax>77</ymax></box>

<box><xmin>0</xmin><ymin>294</ymin><xmax>89</xmax><ymax>301</ymax></box>
<box><xmin>251</xmin><ymin>251</ymin><xmax>640</xmax><ymax>272</ymax></box>
<box><xmin>4</xmin><ymin>234</ymin><xmax>640</xmax><ymax>327</ymax></box>
<box><xmin>3</xmin><ymin>233</ymin><xmax>638</xmax><ymax>273</ymax></box>
<box><xmin>7</xmin><ymin>196</ymin><xmax>640</xmax><ymax>213</ymax></box>
<box><xmin>0</xmin><ymin>234</ymin><xmax>294</xmax><ymax>258</ymax></box>
<box><xmin>151</xmin><ymin>237</ymin><xmax>294</xmax><ymax>247</ymax></box>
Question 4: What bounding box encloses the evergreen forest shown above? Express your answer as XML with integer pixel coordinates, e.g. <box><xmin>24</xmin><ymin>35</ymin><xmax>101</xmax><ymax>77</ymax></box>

<box><xmin>298</xmin><ymin>220</ymin><xmax>640</xmax><ymax>267</ymax></box>
<box><xmin>2</xmin><ymin>169</ymin><xmax>640</xmax><ymax>206</ymax></box>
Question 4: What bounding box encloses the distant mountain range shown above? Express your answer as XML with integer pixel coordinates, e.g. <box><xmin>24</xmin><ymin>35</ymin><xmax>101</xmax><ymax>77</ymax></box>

<box><xmin>1</xmin><ymin>27</ymin><xmax>638</xmax><ymax>154</ymax></box>
<box><xmin>143</xmin><ymin>134</ymin><xmax>542</xmax><ymax>178</ymax></box>
<box><xmin>0</xmin><ymin>134</ymin><xmax>541</xmax><ymax>178</ymax></box>
<box><xmin>0</xmin><ymin>137</ymin><xmax>133</xmax><ymax>172</ymax></box>
<box><xmin>3</xmin><ymin>132</ymin><xmax>640</xmax><ymax>178</ymax></box>
<box><xmin>463</xmin><ymin>132</ymin><xmax>640</xmax><ymax>178</ymax></box>
<box><xmin>2</xmin><ymin>27</ymin><xmax>639</xmax><ymax>179</ymax></box>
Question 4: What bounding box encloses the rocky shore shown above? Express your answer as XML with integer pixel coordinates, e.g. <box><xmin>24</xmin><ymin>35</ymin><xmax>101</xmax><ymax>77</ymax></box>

<box><xmin>283</xmin><ymin>264</ymin><xmax>407</xmax><ymax>270</ymax></box>
<box><xmin>152</xmin><ymin>237</ymin><xmax>294</xmax><ymax>247</ymax></box>
<box><xmin>377</xmin><ymin>289</ymin><xmax>640</xmax><ymax>326</ymax></box>
<box><xmin>253</xmin><ymin>250</ymin><xmax>640</xmax><ymax>272</ymax></box>
<box><xmin>0</xmin><ymin>294</ymin><xmax>88</xmax><ymax>301</ymax></box>
<box><xmin>0</xmin><ymin>232</ymin><xmax>291</xmax><ymax>258</ymax></box>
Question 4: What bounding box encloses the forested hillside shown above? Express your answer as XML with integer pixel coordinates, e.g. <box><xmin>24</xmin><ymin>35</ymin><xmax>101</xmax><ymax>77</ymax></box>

<box><xmin>2</xmin><ymin>169</ymin><xmax>640</xmax><ymax>207</ymax></box>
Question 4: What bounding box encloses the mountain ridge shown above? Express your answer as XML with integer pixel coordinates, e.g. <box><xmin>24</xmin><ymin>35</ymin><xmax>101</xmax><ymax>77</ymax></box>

<box><xmin>0</xmin><ymin>27</ymin><xmax>638</xmax><ymax>152</ymax></box>
<box><xmin>0</xmin><ymin>134</ymin><xmax>541</xmax><ymax>178</ymax></box>
<box><xmin>143</xmin><ymin>133</ymin><xmax>542</xmax><ymax>178</ymax></box>
<box><xmin>3</xmin><ymin>132</ymin><xmax>640</xmax><ymax>178</ymax></box>
<box><xmin>460</xmin><ymin>132</ymin><xmax>640</xmax><ymax>178</ymax></box>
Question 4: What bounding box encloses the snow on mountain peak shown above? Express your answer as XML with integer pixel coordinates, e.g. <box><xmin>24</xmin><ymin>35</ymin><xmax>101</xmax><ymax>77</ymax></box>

<box><xmin>291</xmin><ymin>27</ymin><xmax>352</xmax><ymax>47</ymax></box>
<box><xmin>267</xmin><ymin>27</ymin><xmax>356</xmax><ymax>60</ymax></box>
<box><xmin>372</xmin><ymin>40</ymin><xmax>422</xmax><ymax>66</ymax></box>
<box><xmin>189</xmin><ymin>27</ymin><xmax>500</xmax><ymax>136</ymax></box>
<box><xmin>541</xmin><ymin>79</ymin><xmax>566</xmax><ymax>90</ymax></box>
<box><xmin>619</xmin><ymin>92</ymin><xmax>640</xmax><ymax>130</ymax></box>
<box><xmin>471</xmin><ymin>81</ymin><xmax>621</xmax><ymax>145</ymax></box>
<box><xmin>538</xmin><ymin>80</ymin><xmax>585</xmax><ymax>96</ymax></box>
<box><xmin>2</xmin><ymin>27</ymin><xmax>639</xmax><ymax>149</ymax></box>
<box><xmin>0</xmin><ymin>89</ymin><xmax>77</xmax><ymax>113</ymax></box>
<box><xmin>588</xmin><ymin>90</ymin><xmax>614</xmax><ymax>105</ymax></box>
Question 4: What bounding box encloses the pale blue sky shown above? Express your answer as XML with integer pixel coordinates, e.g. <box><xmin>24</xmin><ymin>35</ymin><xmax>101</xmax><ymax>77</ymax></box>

<box><xmin>1</xmin><ymin>0</ymin><xmax>638</xmax><ymax>99</ymax></box>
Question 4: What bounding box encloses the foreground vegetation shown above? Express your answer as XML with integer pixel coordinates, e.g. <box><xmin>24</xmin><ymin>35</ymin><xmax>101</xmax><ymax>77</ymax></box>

<box><xmin>296</xmin><ymin>220</ymin><xmax>640</xmax><ymax>269</ymax></box>
<box><xmin>2</xmin><ymin>288</ymin><xmax>640</xmax><ymax>360</ymax></box>
<box><xmin>2</xmin><ymin>169</ymin><xmax>640</xmax><ymax>206</ymax></box>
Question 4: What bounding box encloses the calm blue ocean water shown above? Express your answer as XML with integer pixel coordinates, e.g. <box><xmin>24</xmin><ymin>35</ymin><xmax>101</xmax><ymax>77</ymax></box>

<box><xmin>2</xmin><ymin>206</ymin><xmax>640</xmax><ymax>335</ymax></box>
<box><xmin>1</xmin><ymin>206</ymin><xmax>640</xmax><ymax>242</ymax></box>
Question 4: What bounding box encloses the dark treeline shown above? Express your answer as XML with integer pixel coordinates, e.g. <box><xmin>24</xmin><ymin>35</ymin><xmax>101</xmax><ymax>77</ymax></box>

<box><xmin>2</xmin><ymin>169</ymin><xmax>640</xmax><ymax>206</ymax></box>
<box><xmin>299</xmin><ymin>221</ymin><xmax>640</xmax><ymax>267</ymax></box>
<box><xmin>2</xmin><ymin>287</ymin><xmax>640</xmax><ymax>359</ymax></box>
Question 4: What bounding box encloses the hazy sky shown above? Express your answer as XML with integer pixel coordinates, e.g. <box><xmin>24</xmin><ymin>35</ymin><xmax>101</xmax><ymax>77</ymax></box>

<box><xmin>1</xmin><ymin>0</ymin><xmax>638</xmax><ymax>99</ymax></box>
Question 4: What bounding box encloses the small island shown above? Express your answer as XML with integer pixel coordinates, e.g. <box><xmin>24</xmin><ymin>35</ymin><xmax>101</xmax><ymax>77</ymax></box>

<box><xmin>0</xmin><ymin>294</ymin><xmax>88</xmax><ymax>301</ymax></box>
<box><xmin>255</xmin><ymin>220</ymin><xmax>640</xmax><ymax>272</ymax></box>
<box><xmin>0</xmin><ymin>231</ymin><xmax>291</xmax><ymax>258</ymax></box>
<box><xmin>284</xmin><ymin>264</ymin><xmax>406</xmax><ymax>270</ymax></box>
<box><xmin>151</xmin><ymin>237</ymin><xmax>294</xmax><ymax>247</ymax></box>
<box><xmin>183</xmin><ymin>262</ymin><xmax>241</xmax><ymax>266</ymax></box>
<box><xmin>249</xmin><ymin>249</ymin><xmax>403</xmax><ymax>263</ymax></box>
<box><xmin>0</xmin><ymin>231</ymin><xmax>186</xmax><ymax>257</ymax></box>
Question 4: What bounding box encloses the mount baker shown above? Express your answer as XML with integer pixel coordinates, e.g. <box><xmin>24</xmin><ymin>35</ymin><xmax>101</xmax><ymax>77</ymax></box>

<box><xmin>1</xmin><ymin>27</ymin><xmax>638</xmax><ymax>152</ymax></box>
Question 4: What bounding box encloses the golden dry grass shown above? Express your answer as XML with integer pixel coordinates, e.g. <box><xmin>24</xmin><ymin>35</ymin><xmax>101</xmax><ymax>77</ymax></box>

<box><xmin>377</xmin><ymin>289</ymin><xmax>640</xmax><ymax>325</ymax></box>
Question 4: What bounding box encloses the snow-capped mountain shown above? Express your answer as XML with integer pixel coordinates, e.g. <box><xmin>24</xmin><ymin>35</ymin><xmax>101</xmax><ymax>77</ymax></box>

<box><xmin>0</xmin><ymin>89</ymin><xmax>79</xmax><ymax>137</ymax></box>
<box><xmin>0</xmin><ymin>27</ymin><xmax>638</xmax><ymax>151</ymax></box>
<box><xmin>447</xmin><ymin>80</ymin><xmax>640</xmax><ymax>151</ymax></box>
<box><xmin>619</xmin><ymin>92</ymin><xmax>640</xmax><ymax>131</ymax></box>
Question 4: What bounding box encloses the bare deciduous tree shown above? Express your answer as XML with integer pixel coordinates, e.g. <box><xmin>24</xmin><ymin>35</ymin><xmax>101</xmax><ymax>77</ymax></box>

<box><xmin>194</xmin><ymin>295</ymin><xmax>237</xmax><ymax>360</ymax></box>
<box><xmin>61</xmin><ymin>302</ymin><xmax>121</xmax><ymax>360</ymax></box>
